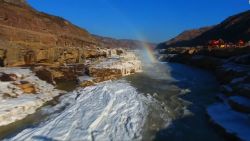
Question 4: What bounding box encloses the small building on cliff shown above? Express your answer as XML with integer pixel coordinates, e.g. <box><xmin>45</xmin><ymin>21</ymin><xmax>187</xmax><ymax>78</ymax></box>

<box><xmin>208</xmin><ymin>39</ymin><xmax>225</xmax><ymax>48</ymax></box>
<box><xmin>238</xmin><ymin>40</ymin><xmax>245</xmax><ymax>47</ymax></box>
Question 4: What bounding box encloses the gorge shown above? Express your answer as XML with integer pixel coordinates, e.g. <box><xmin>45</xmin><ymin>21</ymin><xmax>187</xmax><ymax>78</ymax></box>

<box><xmin>0</xmin><ymin>0</ymin><xmax>250</xmax><ymax>141</ymax></box>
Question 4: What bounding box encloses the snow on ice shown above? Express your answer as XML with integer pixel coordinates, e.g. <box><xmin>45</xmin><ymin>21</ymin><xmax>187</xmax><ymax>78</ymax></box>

<box><xmin>0</xmin><ymin>68</ymin><xmax>63</xmax><ymax>126</ymax></box>
<box><xmin>8</xmin><ymin>81</ymin><xmax>154</xmax><ymax>141</ymax></box>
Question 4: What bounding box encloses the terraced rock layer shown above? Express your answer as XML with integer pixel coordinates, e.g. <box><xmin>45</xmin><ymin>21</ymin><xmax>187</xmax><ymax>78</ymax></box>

<box><xmin>0</xmin><ymin>0</ymin><xmax>101</xmax><ymax>66</ymax></box>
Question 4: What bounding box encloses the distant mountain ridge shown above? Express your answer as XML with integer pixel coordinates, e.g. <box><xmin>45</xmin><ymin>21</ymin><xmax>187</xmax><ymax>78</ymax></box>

<box><xmin>157</xmin><ymin>10</ymin><xmax>250</xmax><ymax>49</ymax></box>
<box><xmin>94</xmin><ymin>35</ymin><xmax>156</xmax><ymax>49</ymax></box>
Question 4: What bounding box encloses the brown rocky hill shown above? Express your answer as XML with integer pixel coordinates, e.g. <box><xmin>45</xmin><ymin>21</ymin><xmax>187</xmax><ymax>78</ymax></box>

<box><xmin>94</xmin><ymin>35</ymin><xmax>156</xmax><ymax>50</ymax></box>
<box><xmin>156</xmin><ymin>26</ymin><xmax>212</xmax><ymax>49</ymax></box>
<box><xmin>1</xmin><ymin>0</ymin><xmax>27</xmax><ymax>6</ymax></box>
<box><xmin>0</xmin><ymin>0</ymin><xmax>105</xmax><ymax>66</ymax></box>
<box><xmin>0</xmin><ymin>0</ymin><xmax>151</xmax><ymax>67</ymax></box>
<box><xmin>157</xmin><ymin>10</ymin><xmax>250</xmax><ymax>49</ymax></box>
<box><xmin>0</xmin><ymin>0</ymin><xmax>94</xmax><ymax>47</ymax></box>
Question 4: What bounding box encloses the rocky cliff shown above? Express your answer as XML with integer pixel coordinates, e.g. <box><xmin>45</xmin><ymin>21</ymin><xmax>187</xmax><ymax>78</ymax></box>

<box><xmin>1</xmin><ymin>0</ymin><xmax>27</xmax><ymax>6</ymax></box>
<box><xmin>0</xmin><ymin>0</ymin><xmax>150</xmax><ymax>67</ymax></box>
<box><xmin>157</xmin><ymin>10</ymin><xmax>250</xmax><ymax>49</ymax></box>
<box><xmin>0</xmin><ymin>0</ymin><xmax>102</xmax><ymax>66</ymax></box>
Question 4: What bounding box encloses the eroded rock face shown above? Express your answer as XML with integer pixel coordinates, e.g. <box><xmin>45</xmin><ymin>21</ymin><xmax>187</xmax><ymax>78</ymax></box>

<box><xmin>79</xmin><ymin>51</ymin><xmax>142</xmax><ymax>87</ymax></box>
<box><xmin>0</xmin><ymin>1</ymin><xmax>100</xmax><ymax>67</ymax></box>
<box><xmin>0</xmin><ymin>1</ymin><xmax>148</xmax><ymax>67</ymax></box>
<box><xmin>34</xmin><ymin>66</ymin><xmax>81</xmax><ymax>85</ymax></box>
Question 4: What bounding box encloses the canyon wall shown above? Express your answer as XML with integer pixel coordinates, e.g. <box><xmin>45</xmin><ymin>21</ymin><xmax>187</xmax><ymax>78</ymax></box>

<box><xmin>0</xmin><ymin>0</ymin><xmax>102</xmax><ymax>66</ymax></box>
<box><xmin>0</xmin><ymin>0</ymin><xmax>152</xmax><ymax>67</ymax></box>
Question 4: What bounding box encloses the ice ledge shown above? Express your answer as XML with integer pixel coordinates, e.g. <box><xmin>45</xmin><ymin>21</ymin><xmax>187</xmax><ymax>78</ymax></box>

<box><xmin>207</xmin><ymin>103</ymin><xmax>250</xmax><ymax>141</ymax></box>
<box><xmin>7</xmin><ymin>81</ymin><xmax>150</xmax><ymax>141</ymax></box>
<box><xmin>0</xmin><ymin>68</ymin><xmax>63</xmax><ymax>126</ymax></box>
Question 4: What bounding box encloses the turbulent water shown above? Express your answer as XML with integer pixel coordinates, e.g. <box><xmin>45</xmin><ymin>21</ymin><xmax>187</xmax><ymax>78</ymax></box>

<box><xmin>127</xmin><ymin>62</ymin><xmax>224</xmax><ymax>141</ymax></box>
<box><xmin>2</xmin><ymin>51</ymin><xmax>224</xmax><ymax>141</ymax></box>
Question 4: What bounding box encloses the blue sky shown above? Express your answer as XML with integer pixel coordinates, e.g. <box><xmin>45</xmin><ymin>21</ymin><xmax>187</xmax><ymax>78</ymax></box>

<box><xmin>27</xmin><ymin>0</ymin><xmax>250</xmax><ymax>43</ymax></box>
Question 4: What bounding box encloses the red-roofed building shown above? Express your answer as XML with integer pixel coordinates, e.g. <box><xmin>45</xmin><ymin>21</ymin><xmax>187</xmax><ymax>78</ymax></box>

<box><xmin>208</xmin><ymin>39</ymin><xmax>225</xmax><ymax>48</ymax></box>
<box><xmin>238</xmin><ymin>40</ymin><xmax>245</xmax><ymax>47</ymax></box>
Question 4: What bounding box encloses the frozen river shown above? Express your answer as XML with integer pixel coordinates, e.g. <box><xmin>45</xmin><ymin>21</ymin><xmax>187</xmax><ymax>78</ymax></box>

<box><xmin>2</xmin><ymin>60</ymin><xmax>224</xmax><ymax>141</ymax></box>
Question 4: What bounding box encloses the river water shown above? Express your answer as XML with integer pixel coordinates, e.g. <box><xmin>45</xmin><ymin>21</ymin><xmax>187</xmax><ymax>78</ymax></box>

<box><xmin>0</xmin><ymin>54</ymin><xmax>224</xmax><ymax>141</ymax></box>
<box><xmin>126</xmin><ymin>62</ymin><xmax>224</xmax><ymax>141</ymax></box>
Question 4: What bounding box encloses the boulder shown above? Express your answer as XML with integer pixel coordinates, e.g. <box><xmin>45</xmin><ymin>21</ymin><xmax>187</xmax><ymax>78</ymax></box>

<box><xmin>34</xmin><ymin>66</ymin><xmax>79</xmax><ymax>85</ymax></box>
<box><xmin>80</xmin><ymin>80</ymin><xmax>95</xmax><ymax>87</ymax></box>
<box><xmin>116</xmin><ymin>49</ymin><xmax>124</xmax><ymax>55</ymax></box>
<box><xmin>2</xmin><ymin>92</ymin><xmax>18</xmax><ymax>98</ymax></box>
<box><xmin>16</xmin><ymin>82</ymin><xmax>37</xmax><ymax>94</ymax></box>
<box><xmin>89</xmin><ymin>68</ymin><xmax>123</xmax><ymax>78</ymax></box>
<box><xmin>34</xmin><ymin>67</ymin><xmax>57</xmax><ymax>84</ymax></box>
<box><xmin>0</xmin><ymin>73</ymin><xmax>18</xmax><ymax>81</ymax></box>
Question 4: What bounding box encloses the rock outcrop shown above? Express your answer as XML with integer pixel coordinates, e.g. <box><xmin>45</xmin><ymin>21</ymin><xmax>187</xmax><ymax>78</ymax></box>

<box><xmin>0</xmin><ymin>0</ymin><xmax>149</xmax><ymax>67</ymax></box>
<box><xmin>80</xmin><ymin>50</ymin><xmax>142</xmax><ymax>87</ymax></box>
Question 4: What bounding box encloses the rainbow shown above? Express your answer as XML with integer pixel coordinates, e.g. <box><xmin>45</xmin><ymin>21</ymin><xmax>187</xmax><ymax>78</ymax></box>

<box><xmin>141</xmin><ymin>41</ymin><xmax>158</xmax><ymax>63</ymax></box>
<box><xmin>100</xmin><ymin>1</ymin><xmax>158</xmax><ymax>63</ymax></box>
<box><xmin>136</xmin><ymin>34</ymin><xmax>158</xmax><ymax>63</ymax></box>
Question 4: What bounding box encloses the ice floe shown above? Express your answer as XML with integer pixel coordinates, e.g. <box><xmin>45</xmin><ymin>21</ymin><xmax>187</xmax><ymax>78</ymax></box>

<box><xmin>207</xmin><ymin>103</ymin><xmax>250</xmax><ymax>141</ymax></box>
<box><xmin>7</xmin><ymin>80</ymin><xmax>156</xmax><ymax>141</ymax></box>
<box><xmin>229</xmin><ymin>96</ymin><xmax>250</xmax><ymax>108</ymax></box>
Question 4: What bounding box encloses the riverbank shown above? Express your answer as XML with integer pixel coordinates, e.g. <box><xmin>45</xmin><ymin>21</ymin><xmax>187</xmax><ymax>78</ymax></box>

<box><xmin>0</xmin><ymin>49</ymin><xmax>142</xmax><ymax>128</ymax></box>
<box><xmin>6</xmin><ymin>80</ymin><xmax>153</xmax><ymax>141</ymax></box>
<box><xmin>0</xmin><ymin>68</ymin><xmax>64</xmax><ymax>127</ymax></box>
<box><xmin>157</xmin><ymin>46</ymin><xmax>250</xmax><ymax>141</ymax></box>
<box><xmin>1</xmin><ymin>61</ymin><xmax>223</xmax><ymax>141</ymax></box>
